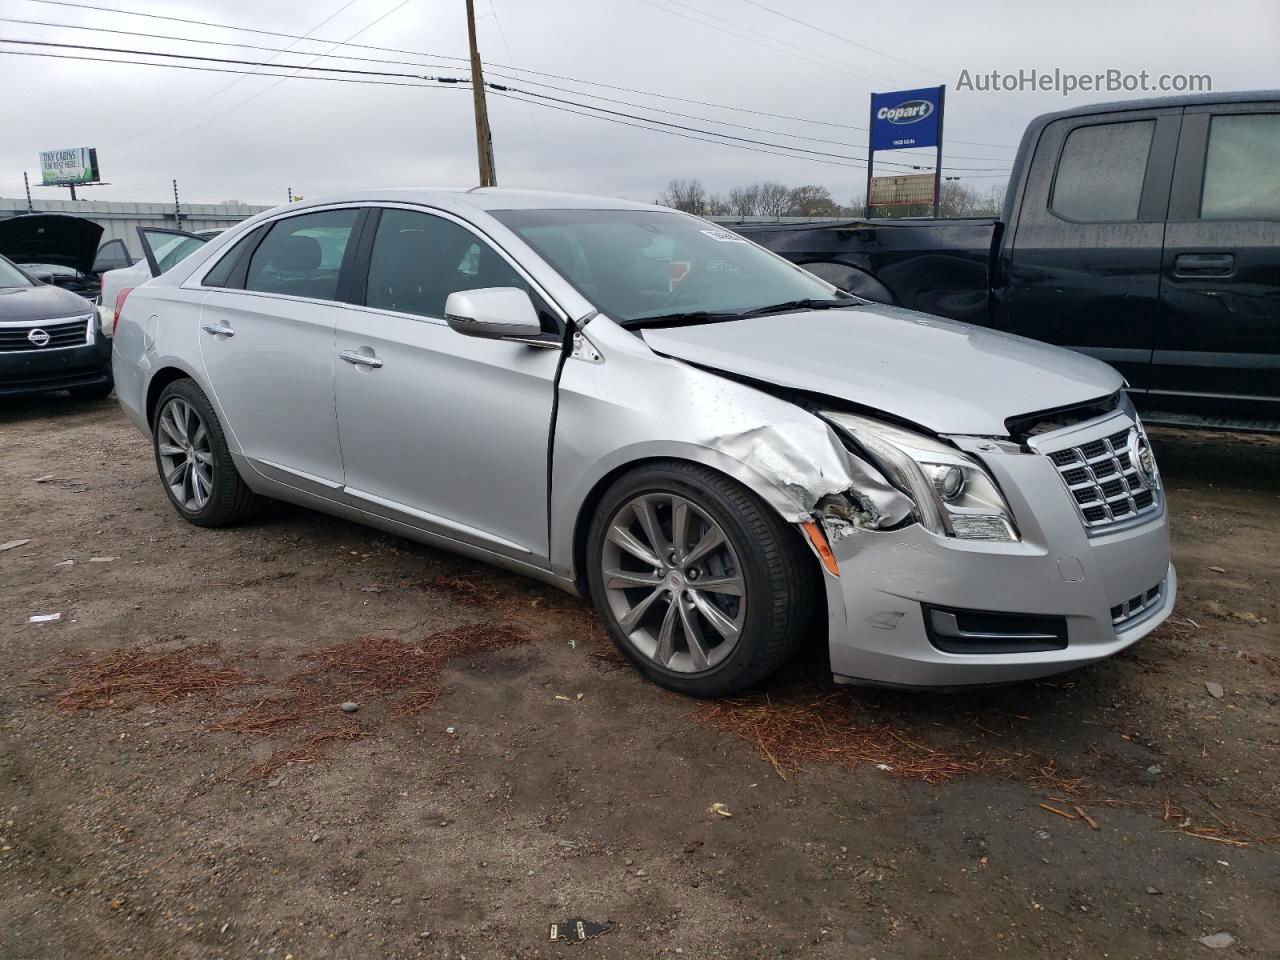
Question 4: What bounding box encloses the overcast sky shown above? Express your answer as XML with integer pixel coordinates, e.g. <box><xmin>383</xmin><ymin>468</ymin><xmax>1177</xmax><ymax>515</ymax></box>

<box><xmin>1</xmin><ymin>0</ymin><xmax>1276</xmax><ymax>208</ymax></box>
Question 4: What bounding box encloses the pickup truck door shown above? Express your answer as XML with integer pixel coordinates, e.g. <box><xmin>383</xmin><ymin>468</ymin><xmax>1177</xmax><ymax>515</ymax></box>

<box><xmin>1153</xmin><ymin>103</ymin><xmax>1280</xmax><ymax>421</ymax></box>
<box><xmin>1002</xmin><ymin>108</ymin><xmax>1181</xmax><ymax>391</ymax></box>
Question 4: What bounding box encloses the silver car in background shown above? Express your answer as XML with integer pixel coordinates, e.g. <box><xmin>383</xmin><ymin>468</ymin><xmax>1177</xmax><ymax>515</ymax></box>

<box><xmin>112</xmin><ymin>188</ymin><xmax>1175</xmax><ymax>696</ymax></box>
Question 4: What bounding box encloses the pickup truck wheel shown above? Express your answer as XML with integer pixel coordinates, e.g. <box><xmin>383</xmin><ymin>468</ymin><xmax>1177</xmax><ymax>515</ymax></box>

<box><xmin>586</xmin><ymin>462</ymin><xmax>815</xmax><ymax>698</ymax></box>
<box><xmin>152</xmin><ymin>379</ymin><xmax>259</xmax><ymax>527</ymax></box>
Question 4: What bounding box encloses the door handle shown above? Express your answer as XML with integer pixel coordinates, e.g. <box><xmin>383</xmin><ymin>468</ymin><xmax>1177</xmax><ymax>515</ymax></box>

<box><xmin>1174</xmin><ymin>253</ymin><xmax>1235</xmax><ymax>278</ymax></box>
<box><xmin>339</xmin><ymin>350</ymin><xmax>383</xmax><ymax>369</ymax></box>
<box><xmin>200</xmin><ymin>322</ymin><xmax>234</xmax><ymax>337</ymax></box>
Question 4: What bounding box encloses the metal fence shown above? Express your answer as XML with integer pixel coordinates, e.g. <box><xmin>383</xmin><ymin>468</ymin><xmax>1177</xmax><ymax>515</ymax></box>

<box><xmin>0</xmin><ymin>197</ymin><xmax>271</xmax><ymax>257</ymax></box>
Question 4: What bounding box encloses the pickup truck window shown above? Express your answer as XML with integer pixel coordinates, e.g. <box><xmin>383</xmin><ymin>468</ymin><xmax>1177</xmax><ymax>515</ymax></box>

<box><xmin>1201</xmin><ymin>114</ymin><xmax>1280</xmax><ymax>220</ymax></box>
<box><xmin>1051</xmin><ymin>120</ymin><xmax>1154</xmax><ymax>222</ymax></box>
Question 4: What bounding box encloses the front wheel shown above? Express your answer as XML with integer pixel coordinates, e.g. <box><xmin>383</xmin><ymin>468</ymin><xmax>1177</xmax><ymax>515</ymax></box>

<box><xmin>152</xmin><ymin>379</ymin><xmax>259</xmax><ymax>527</ymax></box>
<box><xmin>585</xmin><ymin>462</ymin><xmax>816</xmax><ymax>697</ymax></box>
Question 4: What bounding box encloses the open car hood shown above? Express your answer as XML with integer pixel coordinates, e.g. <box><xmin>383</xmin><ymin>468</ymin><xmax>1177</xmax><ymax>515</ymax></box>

<box><xmin>0</xmin><ymin>213</ymin><xmax>104</xmax><ymax>275</ymax></box>
<box><xmin>640</xmin><ymin>305</ymin><xmax>1124</xmax><ymax>437</ymax></box>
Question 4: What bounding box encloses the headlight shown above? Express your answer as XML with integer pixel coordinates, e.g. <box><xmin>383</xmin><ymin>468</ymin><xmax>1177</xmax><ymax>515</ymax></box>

<box><xmin>825</xmin><ymin>411</ymin><xmax>1019</xmax><ymax>542</ymax></box>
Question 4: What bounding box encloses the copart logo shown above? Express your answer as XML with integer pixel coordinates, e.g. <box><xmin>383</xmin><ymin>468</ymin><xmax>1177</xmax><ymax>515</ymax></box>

<box><xmin>877</xmin><ymin>100</ymin><xmax>934</xmax><ymax>125</ymax></box>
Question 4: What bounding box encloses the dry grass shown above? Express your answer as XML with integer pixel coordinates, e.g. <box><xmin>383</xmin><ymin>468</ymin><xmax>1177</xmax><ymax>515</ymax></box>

<box><xmin>695</xmin><ymin>690</ymin><xmax>1055</xmax><ymax>786</ymax></box>
<box><xmin>52</xmin><ymin>644</ymin><xmax>257</xmax><ymax>711</ymax></box>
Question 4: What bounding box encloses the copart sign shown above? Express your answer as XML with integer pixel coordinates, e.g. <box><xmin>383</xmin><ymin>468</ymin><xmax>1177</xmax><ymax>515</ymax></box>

<box><xmin>869</xmin><ymin>87</ymin><xmax>943</xmax><ymax>151</ymax></box>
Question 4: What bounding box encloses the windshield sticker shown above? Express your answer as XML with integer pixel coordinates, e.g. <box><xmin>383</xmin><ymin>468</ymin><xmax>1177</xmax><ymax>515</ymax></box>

<box><xmin>667</xmin><ymin>260</ymin><xmax>692</xmax><ymax>292</ymax></box>
<box><xmin>699</xmin><ymin>228</ymin><xmax>747</xmax><ymax>243</ymax></box>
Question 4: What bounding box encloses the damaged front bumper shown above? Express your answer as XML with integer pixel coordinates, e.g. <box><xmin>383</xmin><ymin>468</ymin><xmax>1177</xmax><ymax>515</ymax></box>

<box><xmin>811</xmin><ymin>425</ymin><xmax>1176</xmax><ymax>688</ymax></box>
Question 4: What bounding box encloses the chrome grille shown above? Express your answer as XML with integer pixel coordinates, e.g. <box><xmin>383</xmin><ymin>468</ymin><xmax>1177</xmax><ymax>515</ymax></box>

<box><xmin>0</xmin><ymin>317</ymin><xmax>91</xmax><ymax>352</ymax></box>
<box><xmin>1111</xmin><ymin>581</ymin><xmax>1163</xmax><ymax>627</ymax></box>
<box><xmin>1042</xmin><ymin>424</ymin><xmax>1159</xmax><ymax>531</ymax></box>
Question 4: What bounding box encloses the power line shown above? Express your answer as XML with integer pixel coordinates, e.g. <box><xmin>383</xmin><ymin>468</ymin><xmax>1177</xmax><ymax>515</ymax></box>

<box><xmin>732</xmin><ymin>0</ymin><xmax>1027</xmax><ymax>112</ymax></box>
<box><xmin>104</xmin><ymin>0</ymin><xmax>367</xmax><ymax>152</ymax></box>
<box><xmin>0</xmin><ymin>15</ymin><xmax>462</xmax><ymax>72</ymax></box>
<box><xmin>16</xmin><ymin>0</ymin><xmax>1017</xmax><ymax>149</ymax></box>
<box><xmin>0</xmin><ymin>35</ymin><xmax>1012</xmax><ymax>174</ymax></box>
<box><xmin>0</xmin><ymin>23</ymin><xmax>1012</xmax><ymax>162</ymax></box>
<box><xmin>639</xmin><ymin>0</ymin><xmax>895</xmax><ymax>89</ymax></box>
<box><xmin>113</xmin><ymin>0</ymin><xmax>420</xmax><ymax>163</ymax></box>
<box><xmin>0</xmin><ymin>36</ymin><xmax>1012</xmax><ymax>174</ymax></box>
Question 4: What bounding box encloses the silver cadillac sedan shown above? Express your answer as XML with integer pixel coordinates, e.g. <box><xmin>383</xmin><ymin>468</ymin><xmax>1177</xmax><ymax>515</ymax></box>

<box><xmin>112</xmin><ymin>188</ymin><xmax>1175</xmax><ymax>696</ymax></box>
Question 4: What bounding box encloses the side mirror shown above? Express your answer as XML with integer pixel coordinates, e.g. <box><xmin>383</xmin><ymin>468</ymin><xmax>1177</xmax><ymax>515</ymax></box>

<box><xmin>444</xmin><ymin>287</ymin><xmax>542</xmax><ymax>340</ymax></box>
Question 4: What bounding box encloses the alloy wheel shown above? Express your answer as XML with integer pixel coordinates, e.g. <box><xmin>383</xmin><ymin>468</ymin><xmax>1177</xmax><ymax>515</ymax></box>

<box><xmin>600</xmin><ymin>493</ymin><xmax>747</xmax><ymax>673</ymax></box>
<box><xmin>157</xmin><ymin>397</ymin><xmax>214</xmax><ymax>511</ymax></box>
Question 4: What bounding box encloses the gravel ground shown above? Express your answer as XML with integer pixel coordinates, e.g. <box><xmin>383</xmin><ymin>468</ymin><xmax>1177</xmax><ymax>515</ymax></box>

<box><xmin>1</xmin><ymin>394</ymin><xmax>1278</xmax><ymax>959</ymax></box>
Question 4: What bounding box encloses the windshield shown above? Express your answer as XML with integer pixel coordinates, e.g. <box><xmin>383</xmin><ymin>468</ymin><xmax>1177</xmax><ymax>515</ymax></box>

<box><xmin>141</xmin><ymin>231</ymin><xmax>208</xmax><ymax>274</ymax></box>
<box><xmin>0</xmin><ymin>256</ymin><xmax>34</xmax><ymax>288</ymax></box>
<box><xmin>490</xmin><ymin>208</ymin><xmax>847</xmax><ymax>324</ymax></box>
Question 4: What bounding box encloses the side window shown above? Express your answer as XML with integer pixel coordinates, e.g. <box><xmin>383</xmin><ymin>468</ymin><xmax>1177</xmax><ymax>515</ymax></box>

<box><xmin>244</xmin><ymin>209</ymin><xmax>358</xmax><ymax>301</ymax></box>
<box><xmin>364</xmin><ymin>208</ymin><xmax>530</xmax><ymax>319</ymax></box>
<box><xmin>1051</xmin><ymin>120</ymin><xmax>1154</xmax><ymax>222</ymax></box>
<box><xmin>1201</xmin><ymin>113</ymin><xmax>1280</xmax><ymax>220</ymax></box>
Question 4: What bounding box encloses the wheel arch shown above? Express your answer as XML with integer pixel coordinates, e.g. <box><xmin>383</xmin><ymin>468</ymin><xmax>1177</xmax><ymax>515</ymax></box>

<box><xmin>567</xmin><ymin>452</ymin><xmax>823</xmax><ymax>601</ymax></box>
<box><xmin>144</xmin><ymin>363</ymin><xmax>204</xmax><ymax>428</ymax></box>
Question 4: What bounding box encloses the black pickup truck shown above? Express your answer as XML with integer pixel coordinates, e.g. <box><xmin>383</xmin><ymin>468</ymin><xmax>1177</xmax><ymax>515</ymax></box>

<box><xmin>732</xmin><ymin>90</ymin><xmax>1280</xmax><ymax>430</ymax></box>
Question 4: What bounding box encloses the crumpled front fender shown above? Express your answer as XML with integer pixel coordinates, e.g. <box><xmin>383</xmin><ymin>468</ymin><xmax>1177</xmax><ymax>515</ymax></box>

<box><xmin>548</xmin><ymin>319</ymin><xmax>913</xmax><ymax>579</ymax></box>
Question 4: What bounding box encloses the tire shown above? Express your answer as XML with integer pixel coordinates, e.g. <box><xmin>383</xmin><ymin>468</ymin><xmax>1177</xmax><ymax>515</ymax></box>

<box><xmin>585</xmin><ymin>461</ymin><xmax>816</xmax><ymax>697</ymax></box>
<box><xmin>68</xmin><ymin>379</ymin><xmax>114</xmax><ymax>401</ymax></box>
<box><xmin>152</xmin><ymin>378</ymin><xmax>259</xmax><ymax>527</ymax></box>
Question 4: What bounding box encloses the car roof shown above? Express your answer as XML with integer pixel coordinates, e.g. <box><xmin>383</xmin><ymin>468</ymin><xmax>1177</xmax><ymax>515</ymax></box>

<box><xmin>276</xmin><ymin>187</ymin><xmax>669</xmax><ymax>216</ymax></box>
<box><xmin>1032</xmin><ymin>88</ymin><xmax>1280</xmax><ymax>124</ymax></box>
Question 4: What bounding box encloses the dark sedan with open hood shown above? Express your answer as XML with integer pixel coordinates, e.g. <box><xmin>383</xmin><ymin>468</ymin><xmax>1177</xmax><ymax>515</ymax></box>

<box><xmin>0</xmin><ymin>254</ymin><xmax>110</xmax><ymax>400</ymax></box>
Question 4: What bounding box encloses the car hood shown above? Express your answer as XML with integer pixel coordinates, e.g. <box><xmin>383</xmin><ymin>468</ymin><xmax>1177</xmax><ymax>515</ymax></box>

<box><xmin>0</xmin><ymin>282</ymin><xmax>95</xmax><ymax>324</ymax></box>
<box><xmin>0</xmin><ymin>214</ymin><xmax>103</xmax><ymax>275</ymax></box>
<box><xmin>640</xmin><ymin>304</ymin><xmax>1124</xmax><ymax>436</ymax></box>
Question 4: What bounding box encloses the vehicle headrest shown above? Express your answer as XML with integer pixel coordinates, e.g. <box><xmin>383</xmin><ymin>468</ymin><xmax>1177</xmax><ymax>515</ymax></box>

<box><xmin>268</xmin><ymin>234</ymin><xmax>323</xmax><ymax>272</ymax></box>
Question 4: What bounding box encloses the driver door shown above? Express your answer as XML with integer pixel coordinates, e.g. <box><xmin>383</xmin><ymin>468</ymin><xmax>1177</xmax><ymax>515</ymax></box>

<box><xmin>136</xmin><ymin>227</ymin><xmax>209</xmax><ymax>277</ymax></box>
<box><xmin>333</xmin><ymin>206</ymin><xmax>563</xmax><ymax>563</ymax></box>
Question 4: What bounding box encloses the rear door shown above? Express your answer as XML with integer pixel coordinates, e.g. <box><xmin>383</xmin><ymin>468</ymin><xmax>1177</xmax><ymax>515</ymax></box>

<box><xmin>1153</xmin><ymin>102</ymin><xmax>1280</xmax><ymax>421</ymax></box>
<box><xmin>197</xmin><ymin>207</ymin><xmax>364</xmax><ymax>494</ymax></box>
<box><xmin>1004</xmin><ymin>107</ymin><xmax>1181</xmax><ymax>390</ymax></box>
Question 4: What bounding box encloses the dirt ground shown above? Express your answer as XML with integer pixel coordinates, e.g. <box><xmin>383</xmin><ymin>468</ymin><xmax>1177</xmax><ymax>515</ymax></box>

<box><xmin>1</xmin><ymin>394</ymin><xmax>1277</xmax><ymax>960</ymax></box>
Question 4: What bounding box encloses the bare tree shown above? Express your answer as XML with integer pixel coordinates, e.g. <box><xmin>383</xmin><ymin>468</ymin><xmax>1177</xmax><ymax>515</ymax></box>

<box><xmin>727</xmin><ymin>184</ymin><xmax>760</xmax><ymax>216</ymax></box>
<box><xmin>786</xmin><ymin>184</ymin><xmax>838</xmax><ymax>217</ymax></box>
<box><xmin>756</xmin><ymin>180</ymin><xmax>791</xmax><ymax>217</ymax></box>
<box><xmin>654</xmin><ymin>178</ymin><xmax>707</xmax><ymax>213</ymax></box>
<box><xmin>705</xmin><ymin>193</ymin><xmax>732</xmax><ymax>216</ymax></box>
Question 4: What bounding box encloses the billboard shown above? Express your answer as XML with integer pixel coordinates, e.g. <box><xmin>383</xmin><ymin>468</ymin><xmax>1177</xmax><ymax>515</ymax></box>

<box><xmin>870</xmin><ymin>87</ymin><xmax>943</xmax><ymax>151</ymax></box>
<box><xmin>869</xmin><ymin>174</ymin><xmax>937</xmax><ymax>207</ymax></box>
<box><xmin>39</xmin><ymin>147</ymin><xmax>100</xmax><ymax>186</ymax></box>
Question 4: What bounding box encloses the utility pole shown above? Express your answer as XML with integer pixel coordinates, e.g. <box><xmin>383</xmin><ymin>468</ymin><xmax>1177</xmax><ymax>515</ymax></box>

<box><xmin>465</xmin><ymin>0</ymin><xmax>497</xmax><ymax>187</ymax></box>
<box><xmin>23</xmin><ymin>171</ymin><xmax>32</xmax><ymax>212</ymax></box>
<box><xmin>173</xmin><ymin>179</ymin><xmax>182</xmax><ymax>227</ymax></box>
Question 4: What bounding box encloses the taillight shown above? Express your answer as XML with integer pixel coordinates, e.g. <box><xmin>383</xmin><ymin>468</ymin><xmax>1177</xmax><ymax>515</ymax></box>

<box><xmin>112</xmin><ymin>287</ymin><xmax>134</xmax><ymax>335</ymax></box>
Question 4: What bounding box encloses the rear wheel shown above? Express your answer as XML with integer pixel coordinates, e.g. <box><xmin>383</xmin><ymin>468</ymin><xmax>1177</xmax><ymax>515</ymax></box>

<box><xmin>152</xmin><ymin>379</ymin><xmax>259</xmax><ymax>527</ymax></box>
<box><xmin>586</xmin><ymin>462</ymin><xmax>815</xmax><ymax>697</ymax></box>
